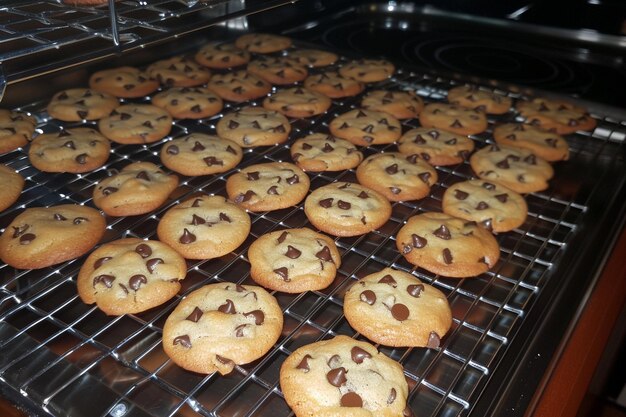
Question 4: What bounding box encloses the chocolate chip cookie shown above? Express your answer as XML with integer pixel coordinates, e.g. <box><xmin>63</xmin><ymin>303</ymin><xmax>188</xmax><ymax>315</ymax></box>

<box><xmin>419</xmin><ymin>103</ymin><xmax>488</xmax><ymax>136</ymax></box>
<box><xmin>396</xmin><ymin>212</ymin><xmax>500</xmax><ymax>278</ymax></box>
<box><xmin>47</xmin><ymin>88</ymin><xmax>119</xmax><ymax>122</ymax></box>
<box><xmin>216</xmin><ymin>106</ymin><xmax>291</xmax><ymax>148</ymax></box>
<box><xmin>263</xmin><ymin>87</ymin><xmax>331</xmax><ymax>118</ymax></box>
<box><xmin>0</xmin><ymin>164</ymin><xmax>24</xmax><ymax>212</ymax></box>
<box><xmin>156</xmin><ymin>194</ymin><xmax>251</xmax><ymax>260</ymax></box>
<box><xmin>469</xmin><ymin>144</ymin><xmax>554</xmax><ymax>194</ymax></box>
<box><xmin>304</xmin><ymin>182</ymin><xmax>392</xmax><ymax>237</ymax></box>
<box><xmin>329</xmin><ymin>109</ymin><xmax>402</xmax><ymax>146</ymax></box>
<box><xmin>98</xmin><ymin>104</ymin><xmax>173</xmax><ymax>145</ymax></box>
<box><xmin>343</xmin><ymin>267</ymin><xmax>452</xmax><ymax>347</ymax></box>
<box><xmin>151</xmin><ymin>87</ymin><xmax>223</xmax><ymax>120</ymax></box>
<box><xmin>77</xmin><ymin>238</ymin><xmax>187</xmax><ymax>315</ymax></box>
<box><xmin>361</xmin><ymin>90</ymin><xmax>424</xmax><ymax>119</ymax></box>
<box><xmin>195</xmin><ymin>42</ymin><xmax>251</xmax><ymax>69</ymax></box>
<box><xmin>0</xmin><ymin>204</ymin><xmax>106</xmax><ymax>270</ymax></box>
<box><xmin>303</xmin><ymin>71</ymin><xmax>365</xmax><ymax>99</ymax></box>
<box><xmin>493</xmin><ymin>123</ymin><xmax>570</xmax><ymax>162</ymax></box>
<box><xmin>147</xmin><ymin>55</ymin><xmax>212</xmax><ymax>87</ymax></box>
<box><xmin>0</xmin><ymin>109</ymin><xmax>37</xmax><ymax>154</ymax></box>
<box><xmin>339</xmin><ymin>59</ymin><xmax>395</xmax><ymax>83</ymax></box>
<box><xmin>356</xmin><ymin>152</ymin><xmax>438</xmax><ymax>202</ymax></box>
<box><xmin>235</xmin><ymin>33</ymin><xmax>292</xmax><ymax>53</ymax></box>
<box><xmin>248</xmin><ymin>228</ymin><xmax>341</xmax><ymax>293</ymax></box>
<box><xmin>285</xmin><ymin>49</ymin><xmax>339</xmax><ymax>67</ymax></box>
<box><xmin>160</xmin><ymin>133</ymin><xmax>242</xmax><ymax>176</ymax></box>
<box><xmin>442</xmin><ymin>179</ymin><xmax>528</xmax><ymax>233</ymax></box>
<box><xmin>89</xmin><ymin>66</ymin><xmax>159</xmax><ymax>98</ymax></box>
<box><xmin>280</xmin><ymin>335</ymin><xmax>411</xmax><ymax>417</ymax></box>
<box><xmin>247</xmin><ymin>57</ymin><xmax>308</xmax><ymax>85</ymax></box>
<box><xmin>163</xmin><ymin>282</ymin><xmax>283</xmax><ymax>374</ymax></box>
<box><xmin>397</xmin><ymin>127</ymin><xmax>475</xmax><ymax>166</ymax></box>
<box><xmin>93</xmin><ymin>161</ymin><xmax>179</xmax><ymax>216</ymax></box>
<box><xmin>290</xmin><ymin>133</ymin><xmax>363</xmax><ymax>172</ymax></box>
<box><xmin>28</xmin><ymin>127</ymin><xmax>110</xmax><ymax>173</ymax></box>
<box><xmin>447</xmin><ymin>85</ymin><xmax>512</xmax><ymax>114</ymax></box>
<box><xmin>516</xmin><ymin>97</ymin><xmax>596</xmax><ymax>134</ymax></box>
<box><xmin>226</xmin><ymin>162</ymin><xmax>310</xmax><ymax>212</ymax></box>
<box><xmin>206</xmin><ymin>70</ymin><xmax>272</xmax><ymax>103</ymax></box>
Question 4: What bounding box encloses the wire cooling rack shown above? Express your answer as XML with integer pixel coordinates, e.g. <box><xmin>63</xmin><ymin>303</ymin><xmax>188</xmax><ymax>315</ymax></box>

<box><xmin>0</xmin><ymin>56</ymin><xmax>625</xmax><ymax>417</ymax></box>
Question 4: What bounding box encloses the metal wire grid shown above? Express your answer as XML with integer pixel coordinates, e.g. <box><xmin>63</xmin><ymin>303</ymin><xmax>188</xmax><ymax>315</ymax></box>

<box><xmin>0</xmin><ymin>63</ymin><xmax>624</xmax><ymax>417</ymax></box>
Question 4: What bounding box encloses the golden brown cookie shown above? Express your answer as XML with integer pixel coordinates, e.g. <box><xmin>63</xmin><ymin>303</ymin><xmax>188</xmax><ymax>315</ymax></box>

<box><xmin>280</xmin><ymin>335</ymin><xmax>412</xmax><ymax>417</ymax></box>
<box><xmin>361</xmin><ymin>90</ymin><xmax>424</xmax><ymax>119</ymax></box>
<box><xmin>356</xmin><ymin>152</ymin><xmax>438</xmax><ymax>202</ymax></box>
<box><xmin>151</xmin><ymin>87</ymin><xmax>223</xmax><ymax>120</ymax></box>
<box><xmin>46</xmin><ymin>88</ymin><xmax>119</xmax><ymax>122</ymax></box>
<box><xmin>343</xmin><ymin>268</ymin><xmax>452</xmax><ymax>347</ymax></box>
<box><xmin>0</xmin><ymin>109</ymin><xmax>37</xmax><ymax>154</ymax></box>
<box><xmin>397</xmin><ymin>127</ymin><xmax>475</xmax><ymax>166</ymax></box>
<box><xmin>304</xmin><ymin>71</ymin><xmax>365</xmax><ymax>99</ymax></box>
<box><xmin>162</xmin><ymin>282</ymin><xmax>283</xmax><ymax>374</ymax></box>
<box><xmin>206</xmin><ymin>70</ymin><xmax>272</xmax><ymax>103</ymax></box>
<box><xmin>339</xmin><ymin>59</ymin><xmax>395</xmax><ymax>83</ymax></box>
<box><xmin>235</xmin><ymin>33</ymin><xmax>292</xmax><ymax>53</ymax></box>
<box><xmin>329</xmin><ymin>109</ymin><xmax>402</xmax><ymax>146</ymax></box>
<box><xmin>493</xmin><ymin>123</ymin><xmax>570</xmax><ymax>162</ymax></box>
<box><xmin>216</xmin><ymin>106</ymin><xmax>291</xmax><ymax>148</ymax></box>
<box><xmin>396</xmin><ymin>212</ymin><xmax>500</xmax><ymax>278</ymax></box>
<box><xmin>226</xmin><ymin>162</ymin><xmax>310</xmax><ymax>212</ymax></box>
<box><xmin>194</xmin><ymin>42</ymin><xmax>251</xmax><ymax>69</ymax></box>
<box><xmin>0</xmin><ymin>164</ymin><xmax>24</xmax><ymax>212</ymax></box>
<box><xmin>290</xmin><ymin>133</ymin><xmax>363</xmax><ymax>172</ymax></box>
<box><xmin>156</xmin><ymin>194</ymin><xmax>251</xmax><ymax>260</ymax></box>
<box><xmin>447</xmin><ymin>85</ymin><xmax>512</xmax><ymax>114</ymax></box>
<box><xmin>77</xmin><ymin>238</ymin><xmax>187</xmax><ymax>315</ymax></box>
<box><xmin>516</xmin><ymin>97</ymin><xmax>596</xmax><ymax>134</ymax></box>
<box><xmin>263</xmin><ymin>87</ymin><xmax>331</xmax><ymax>118</ymax></box>
<box><xmin>285</xmin><ymin>49</ymin><xmax>339</xmax><ymax>67</ymax></box>
<box><xmin>147</xmin><ymin>55</ymin><xmax>212</xmax><ymax>87</ymax></box>
<box><xmin>304</xmin><ymin>182</ymin><xmax>392</xmax><ymax>237</ymax></box>
<box><xmin>93</xmin><ymin>161</ymin><xmax>179</xmax><ymax>216</ymax></box>
<box><xmin>98</xmin><ymin>104</ymin><xmax>173</xmax><ymax>145</ymax></box>
<box><xmin>419</xmin><ymin>103</ymin><xmax>488</xmax><ymax>136</ymax></box>
<box><xmin>160</xmin><ymin>133</ymin><xmax>242</xmax><ymax>176</ymax></box>
<box><xmin>247</xmin><ymin>57</ymin><xmax>308</xmax><ymax>85</ymax></box>
<box><xmin>0</xmin><ymin>204</ymin><xmax>105</xmax><ymax>270</ymax></box>
<box><xmin>248</xmin><ymin>228</ymin><xmax>341</xmax><ymax>293</ymax></box>
<box><xmin>89</xmin><ymin>66</ymin><xmax>159</xmax><ymax>99</ymax></box>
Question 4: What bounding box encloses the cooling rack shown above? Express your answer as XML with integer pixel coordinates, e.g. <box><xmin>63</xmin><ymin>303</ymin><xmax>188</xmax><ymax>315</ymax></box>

<box><xmin>0</xmin><ymin>55</ymin><xmax>625</xmax><ymax>417</ymax></box>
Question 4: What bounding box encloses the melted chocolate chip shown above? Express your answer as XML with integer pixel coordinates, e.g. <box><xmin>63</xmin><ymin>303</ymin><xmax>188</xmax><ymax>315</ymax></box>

<box><xmin>337</xmin><ymin>200</ymin><xmax>351</xmax><ymax>210</ymax></box>
<box><xmin>192</xmin><ymin>141</ymin><xmax>206</xmax><ymax>152</ymax></box>
<box><xmin>481</xmin><ymin>218</ymin><xmax>493</xmax><ymax>231</ymax></box>
<box><xmin>388</xmin><ymin>388</ymin><xmax>397</xmax><ymax>404</ymax></box>
<box><xmin>277</xmin><ymin>231</ymin><xmax>288</xmax><ymax>244</ymax></box>
<box><xmin>136</xmin><ymin>171</ymin><xmax>150</xmax><ymax>181</ymax></box>
<box><xmin>418</xmin><ymin>172</ymin><xmax>431</xmax><ymax>183</ymax></box>
<box><xmin>135</xmin><ymin>243</ymin><xmax>152</xmax><ymax>258</ymax></box>
<box><xmin>326</xmin><ymin>367</ymin><xmax>347</xmax><ymax>387</ymax></box>
<box><xmin>102</xmin><ymin>186</ymin><xmax>118</xmax><ymax>195</ymax></box>
<box><xmin>12</xmin><ymin>225</ymin><xmax>29</xmax><ymax>238</ymax></box>
<box><xmin>454</xmin><ymin>189</ymin><xmax>469</xmax><ymax>200</ymax></box>
<box><xmin>235</xmin><ymin>190</ymin><xmax>257</xmax><ymax>203</ymax></box>
<box><xmin>350</xmin><ymin>346</ymin><xmax>371</xmax><ymax>364</ymax></box>
<box><xmin>94</xmin><ymin>256</ymin><xmax>112</xmax><ymax>269</ymax></box>
<box><xmin>267</xmin><ymin>185</ymin><xmax>279</xmax><ymax>195</ymax></box>
<box><xmin>235</xmin><ymin>324</ymin><xmax>247</xmax><ymax>337</ymax></box>
<box><xmin>524</xmin><ymin>154</ymin><xmax>537</xmax><ymax>165</ymax></box>
<box><xmin>360</xmin><ymin>290</ymin><xmax>376</xmax><ymax>305</ymax></box>
<box><xmin>442</xmin><ymin>248</ymin><xmax>453</xmax><ymax>264</ymax></box>
<box><xmin>186</xmin><ymin>306</ymin><xmax>203</xmax><ymax>322</ymax></box>
<box><xmin>173</xmin><ymin>335</ymin><xmax>191</xmax><ymax>348</ymax></box>
<box><xmin>93</xmin><ymin>274</ymin><xmax>115</xmax><ymax>288</ymax></box>
<box><xmin>247</xmin><ymin>171</ymin><xmax>260</xmax><ymax>181</ymax></box>
<box><xmin>296</xmin><ymin>354</ymin><xmax>312</xmax><ymax>372</ymax></box>
<box><xmin>322</xmin><ymin>143</ymin><xmax>334</xmax><ymax>153</ymax></box>
<box><xmin>146</xmin><ymin>258</ymin><xmax>163</xmax><ymax>273</ymax></box>
<box><xmin>226</xmin><ymin>145</ymin><xmax>237</xmax><ymax>155</ymax></box>
<box><xmin>204</xmin><ymin>156</ymin><xmax>223</xmax><ymax>166</ymax></box>
<box><xmin>391</xmin><ymin>303</ymin><xmax>410</xmax><ymax>321</ymax></box>
<box><xmin>75</xmin><ymin>154</ymin><xmax>88</xmax><ymax>164</ymax></box>
<box><xmin>315</xmin><ymin>246</ymin><xmax>333</xmax><ymax>262</ymax></box>
<box><xmin>216</xmin><ymin>355</ymin><xmax>234</xmax><ymax>366</ymax></box>
<box><xmin>433</xmin><ymin>225</ymin><xmax>451</xmax><ymax>240</ymax></box>
<box><xmin>54</xmin><ymin>213</ymin><xmax>67</xmax><ymax>221</ymax></box>
<box><xmin>219</xmin><ymin>212</ymin><xmax>231</xmax><ymax>223</ymax></box>
<box><xmin>407</xmin><ymin>284</ymin><xmax>424</xmax><ymax>297</ymax></box>
<box><xmin>385</xmin><ymin>164</ymin><xmax>398</xmax><ymax>175</ymax></box>
<box><xmin>218</xmin><ymin>299</ymin><xmax>236</xmax><ymax>314</ymax></box>
<box><xmin>285</xmin><ymin>245</ymin><xmax>302</xmax><ymax>259</ymax></box>
<box><xmin>319</xmin><ymin>198</ymin><xmax>333</xmax><ymax>208</ymax></box>
<box><xmin>496</xmin><ymin>159</ymin><xmax>510</xmax><ymax>169</ymax></box>
<box><xmin>73</xmin><ymin>217</ymin><xmax>88</xmax><ymax>225</ymax></box>
<box><xmin>129</xmin><ymin>274</ymin><xmax>147</xmax><ymax>291</ymax></box>
<box><xmin>412</xmin><ymin>234</ymin><xmax>427</xmax><ymax>248</ymax></box>
<box><xmin>243</xmin><ymin>310</ymin><xmax>264</xmax><ymax>325</ymax></box>
<box><xmin>340</xmin><ymin>392</ymin><xmax>362</xmax><ymax>408</ymax></box>
<box><xmin>494</xmin><ymin>193</ymin><xmax>508</xmax><ymax>203</ymax></box>
<box><xmin>274</xmin><ymin>267</ymin><xmax>289</xmax><ymax>281</ymax></box>
<box><xmin>19</xmin><ymin>233</ymin><xmax>36</xmax><ymax>245</ymax></box>
<box><xmin>427</xmin><ymin>331</ymin><xmax>441</xmax><ymax>348</ymax></box>
<box><xmin>357</xmin><ymin>191</ymin><xmax>369</xmax><ymax>199</ymax></box>
<box><xmin>286</xmin><ymin>174</ymin><xmax>299</xmax><ymax>185</ymax></box>
<box><xmin>378</xmin><ymin>274</ymin><xmax>397</xmax><ymax>287</ymax></box>
<box><xmin>180</xmin><ymin>228</ymin><xmax>196</xmax><ymax>244</ymax></box>
<box><xmin>476</xmin><ymin>201</ymin><xmax>489</xmax><ymax>210</ymax></box>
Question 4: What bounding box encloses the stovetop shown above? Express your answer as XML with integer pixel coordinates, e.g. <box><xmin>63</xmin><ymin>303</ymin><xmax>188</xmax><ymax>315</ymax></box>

<box><xmin>280</xmin><ymin>2</ymin><xmax>626</xmax><ymax>108</ymax></box>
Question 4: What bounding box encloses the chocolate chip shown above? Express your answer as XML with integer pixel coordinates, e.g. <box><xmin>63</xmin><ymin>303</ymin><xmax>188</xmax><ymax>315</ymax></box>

<box><xmin>75</xmin><ymin>153</ymin><xmax>88</xmax><ymax>164</ymax></box>
<box><xmin>391</xmin><ymin>303</ymin><xmax>410</xmax><ymax>321</ymax></box>
<box><xmin>191</xmin><ymin>198</ymin><xmax>202</xmax><ymax>207</ymax></box>
<box><xmin>450</xmin><ymin>119</ymin><xmax>463</xmax><ymax>128</ymax></box>
<box><xmin>315</xmin><ymin>246</ymin><xmax>333</xmax><ymax>262</ymax></box>
<box><xmin>219</xmin><ymin>212</ymin><xmax>231</xmax><ymax>223</ymax></box>
<box><xmin>496</xmin><ymin>159</ymin><xmax>510</xmax><ymax>169</ymax></box>
<box><xmin>102</xmin><ymin>186</ymin><xmax>118</xmax><ymax>195</ymax></box>
<box><xmin>327</xmin><ymin>367</ymin><xmax>347</xmax><ymax>387</ymax></box>
<box><xmin>54</xmin><ymin>213</ymin><xmax>67</xmax><ymax>221</ymax></box>
<box><xmin>277</xmin><ymin>231</ymin><xmax>288</xmax><ymax>244</ymax></box>
<box><xmin>322</xmin><ymin>143</ymin><xmax>334</xmax><ymax>153</ymax></box>
<box><xmin>357</xmin><ymin>191</ymin><xmax>369</xmax><ymax>199</ymax></box>
<box><xmin>495</xmin><ymin>193</ymin><xmax>508</xmax><ymax>203</ymax></box>
<box><xmin>235</xmin><ymin>190</ymin><xmax>257</xmax><ymax>203</ymax></box>
<box><xmin>243</xmin><ymin>310</ymin><xmax>264</xmax><ymax>325</ymax></box>
<box><xmin>340</xmin><ymin>392</ymin><xmax>362</xmax><ymax>408</ymax></box>
<box><xmin>413</xmin><ymin>135</ymin><xmax>426</xmax><ymax>144</ymax></box>
<box><xmin>407</xmin><ymin>284</ymin><xmax>424</xmax><ymax>297</ymax></box>
<box><xmin>454</xmin><ymin>189</ymin><xmax>469</xmax><ymax>200</ymax></box>
<box><xmin>385</xmin><ymin>164</ymin><xmax>398</xmax><ymax>175</ymax></box>
<box><xmin>286</xmin><ymin>174</ymin><xmax>299</xmax><ymax>185</ymax></box>
<box><xmin>267</xmin><ymin>186</ymin><xmax>279</xmax><ymax>195</ymax></box>
<box><xmin>180</xmin><ymin>228</ymin><xmax>196</xmax><ymax>244</ymax></box>
<box><xmin>136</xmin><ymin>171</ymin><xmax>150</xmax><ymax>181</ymax></box>
<box><xmin>63</xmin><ymin>140</ymin><xmax>76</xmax><ymax>150</ymax></box>
<box><xmin>94</xmin><ymin>256</ymin><xmax>112</xmax><ymax>269</ymax></box>
<box><xmin>412</xmin><ymin>234</ymin><xmax>427</xmax><ymax>248</ymax></box>
<box><xmin>378</xmin><ymin>274</ymin><xmax>397</xmax><ymax>287</ymax></box>
<box><xmin>445</xmin><ymin>138</ymin><xmax>458</xmax><ymax>145</ymax></box>
<box><xmin>247</xmin><ymin>171</ymin><xmax>260</xmax><ymax>181</ymax></box>
<box><xmin>442</xmin><ymin>248</ymin><xmax>453</xmax><ymax>264</ymax></box>
<box><xmin>389</xmin><ymin>186</ymin><xmax>401</xmax><ymax>194</ymax></box>
<box><xmin>274</xmin><ymin>267</ymin><xmax>289</xmax><ymax>281</ymax></box>
<box><xmin>146</xmin><ymin>258</ymin><xmax>163</xmax><ymax>273</ymax></box>
<box><xmin>218</xmin><ymin>299</ymin><xmax>236</xmax><ymax>314</ymax></box>
<box><xmin>226</xmin><ymin>145</ymin><xmax>237</xmax><ymax>155</ymax></box>
<box><xmin>73</xmin><ymin>217</ymin><xmax>88</xmax><ymax>225</ymax></box>
<box><xmin>524</xmin><ymin>154</ymin><xmax>537</xmax><ymax>165</ymax></box>
<box><xmin>296</xmin><ymin>354</ymin><xmax>312</xmax><ymax>372</ymax></box>
<box><xmin>173</xmin><ymin>335</ymin><xmax>191</xmax><ymax>348</ymax></box>
<box><xmin>356</xmin><ymin>110</ymin><xmax>367</xmax><ymax>118</ymax></box>
<box><xmin>285</xmin><ymin>245</ymin><xmax>302</xmax><ymax>259</ymax></box>
<box><xmin>388</xmin><ymin>388</ymin><xmax>397</xmax><ymax>404</ymax></box>
<box><xmin>129</xmin><ymin>274</ymin><xmax>147</xmax><ymax>291</ymax></box>
<box><xmin>204</xmin><ymin>156</ymin><xmax>223</xmax><ymax>166</ymax></box>
<box><xmin>337</xmin><ymin>200</ymin><xmax>351</xmax><ymax>210</ymax></box>
<box><xmin>228</xmin><ymin>120</ymin><xmax>239</xmax><ymax>129</ymax></box>
<box><xmin>235</xmin><ymin>324</ymin><xmax>247</xmax><ymax>337</ymax></box>
<box><xmin>93</xmin><ymin>274</ymin><xmax>115</xmax><ymax>288</ymax></box>
<box><xmin>19</xmin><ymin>233</ymin><xmax>36</xmax><ymax>245</ymax></box>
<box><xmin>319</xmin><ymin>198</ymin><xmax>333</xmax><ymax>208</ymax></box>
<box><xmin>135</xmin><ymin>243</ymin><xmax>152</xmax><ymax>258</ymax></box>
<box><xmin>482</xmin><ymin>182</ymin><xmax>495</xmax><ymax>190</ymax></box>
<box><xmin>418</xmin><ymin>172</ymin><xmax>431</xmax><ymax>183</ymax></box>
<box><xmin>481</xmin><ymin>218</ymin><xmax>493</xmax><ymax>231</ymax></box>
<box><xmin>360</xmin><ymin>290</ymin><xmax>376</xmax><ymax>305</ymax></box>
<box><xmin>350</xmin><ymin>346</ymin><xmax>371</xmax><ymax>364</ymax></box>
<box><xmin>433</xmin><ymin>225</ymin><xmax>451</xmax><ymax>240</ymax></box>
<box><xmin>216</xmin><ymin>355</ymin><xmax>234</xmax><ymax>366</ymax></box>
<box><xmin>191</xmin><ymin>214</ymin><xmax>205</xmax><ymax>225</ymax></box>
<box><xmin>12</xmin><ymin>224</ymin><xmax>29</xmax><ymax>238</ymax></box>
<box><xmin>186</xmin><ymin>306</ymin><xmax>203</xmax><ymax>322</ymax></box>
<box><xmin>476</xmin><ymin>201</ymin><xmax>489</xmax><ymax>210</ymax></box>
<box><xmin>427</xmin><ymin>331</ymin><xmax>441</xmax><ymax>348</ymax></box>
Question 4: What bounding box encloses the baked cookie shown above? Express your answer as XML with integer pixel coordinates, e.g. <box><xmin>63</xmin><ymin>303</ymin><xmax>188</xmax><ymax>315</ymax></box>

<box><xmin>151</xmin><ymin>87</ymin><xmax>223</xmax><ymax>120</ymax></box>
<box><xmin>206</xmin><ymin>70</ymin><xmax>272</xmax><ymax>103</ymax></box>
<box><xmin>442</xmin><ymin>179</ymin><xmax>527</xmax><ymax>233</ymax></box>
<box><xmin>93</xmin><ymin>161</ymin><xmax>179</xmax><ymax>216</ymax></box>
<box><xmin>0</xmin><ymin>204</ymin><xmax>105</xmax><ymax>270</ymax></box>
<box><xmin>493</xmin><ymin>123</ymin><xmax>569</xmax><ymax>162</ymax></box>
<box><xmin>263</xmin><ymin>87</ymin><xmax>331</xmax><ymax>118</ymax></box>
<box><xmin>419</xmin><ymin>103</ymin><xmax>487</xmax><ymax>136</ymax></box>
<box><xmin>248</xmin><ymin>228</ymin><xmax>341</xmax><ymax>293</ymax></box>
<box><xmin>160</xmin><ymin>133</ymin><xmax>242</xmax><ymax>176</ymax></box>
<box><xmin>356</xmin><ymin>152</ymin><xmax>438</xmax><ymax>202</ymax></box>
<box><xmin>28</xmin><ymin>127</ymin><xmax>110</xmax><ymax>174</ymax></box>
<box><xmin>98</xmin><ymin>104</ymin><xmax>173</xmax><ymax>145</ymax></box>
<box><xmin>280</xmin><ymin>335</ymin><xmax>412</xmax><ymax>417</ymax></box>
<box><xmin>286</xmin><ymin>49</ymin><xmax>339</xmax><ymax>67</ymax></box>
<box><xmin>0</xmin><ymin>164</ymin><xmax>24</xmax><ymax>212</ymax></box>
<box><xmin>147</xmin><ymin>56</ymin><xmax>212</xmax><ymax>87</ymax></box>
<box><xmin>396</xmin><ymin>212</ymin><xmax>500</xmax><ymax>278</ymax></box>
<box><xmin>162</xmin><ymin>282</ymin><xmax>283</xmax><ymax>374</ymax></box>
<box><xmin>339</xmin><ymin>59</ymin><xmax>395</xmax><ymax>83</ymax></box>
<box><xmin>89</xmin><ymin>66</ymin><xmax>159</xmax><ymax>98</ymax></box>
<box><xmin>226</xmin><ymin>162</ymin><xmax>310</xmax><ymax>212</ymax></box>
<box><xmin>343</xmin><ymin>268</ymin><xmax>452</xmax><ymax>347</ymax></box>
<box><xmin>77</xmin><ymin>238</ymin><xmax>187</xmax><ymax>315</ymax></box>
<box><xmin>397</xmin><ymin>127</ymin><xmax>475</xmax><ymax>166</ymax></box>
<box><xmin>194</xmin><ymin>42</ymin><xmax>251</xmax><ymax>69</ymax></box>
<box><xmin>0</xmin><ymin>109</ymin><xmax>37</xmax><ymax>154</ymax></box>
<box><xmin>304</xmin><ymin>182</ymin><xmax>392</xmax><ymax>237</ymax></box>
<box><xmin>304</xmin><ymin>71</ymin><xmax>365</xmax><ymax>99</ymax></box>
<box><xmin>234</xmin><ymin>33</ymin><xmax>292</xmax><ymax>53</ymax></box>
<box><xmin>329</xmin><ymin>109</ymin><xmax>402</xmax><ymax>146</ymax></box>
<box><xmin>46</xmin><ymin>88</ymin><xmax>119</xmax><ymax>122</ymax></box>
<box><xmin>469</xmin><ymin>144</ymin><xmax>554</xmax><ymax>194</ymax></box>
<box><xmin>216</xmin><ymin>106</ymin><xmax>291</xmax><ymax>148</ymax></box>
<box><xmin>361</xmin><ymin>90</ymin><xmax>424</xmax><ymax>119</ymax></box>
<box><xmin>447</xmin><ymin>85</ymin><xmax>512</xmax><ymax>114</ymax></box>
<box><xmin>516</xmin><ymin>97</ymin><xmax>596</xmax><ymax>134</ymax></box>
<box><xmin>156</xmin><ymin>194</ymin><xmax>251</xmax><ymax>260</ymax></box>
<box><xmin>247</xmin><ymin>57</ymin><xmax>308</xmax><ymax>85</ymax></box>
<box><xmin>290</xmin><ymin>133</ymin><xmax>363</xmax><ymax>172</ymax></box>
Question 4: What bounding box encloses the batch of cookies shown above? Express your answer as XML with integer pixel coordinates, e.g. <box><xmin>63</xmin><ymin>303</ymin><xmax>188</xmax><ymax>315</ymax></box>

<box><xmin>0</xmin><ymin>32</ymin><xmax>597</xmax><ymax>416</ymax></box>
